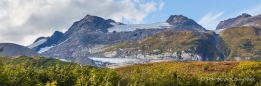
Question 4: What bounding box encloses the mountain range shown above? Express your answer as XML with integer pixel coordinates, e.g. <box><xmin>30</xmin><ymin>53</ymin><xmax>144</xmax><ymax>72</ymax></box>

<box><xmin>1</xmin><ymin>13</ymin><xmax>261</xmax><ymax>66</ymax></box>
<box><xmin>30</xmin><ymin>14</ymin><xmax>208</xmax><ymax>65</ymax></box>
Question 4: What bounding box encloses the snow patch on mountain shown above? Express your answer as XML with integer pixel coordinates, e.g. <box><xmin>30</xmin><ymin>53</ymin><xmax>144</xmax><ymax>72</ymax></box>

<box><xmin>213</xmin><ymin>28</ymin><xmax>226</xmax><ymax>34</ymax></box>
<box><xmin>27</xmin><ymin>39</ymin><xmax>47</xmax><ymax>49</ymax></box>
<box><xmin>37</xmin><ymin>37</ymin><xmax>72</xmax><ymax>54</ymax></box>
<box><xmin>59</xmin><ymin>59</ymin><xmax>71</xmax><ymax>62</ymax></box>
<box><xmin>108</xmin><ymin>22</ymin><xmax>171</xmax><ymax>32</ymax></box>
<box><xmin>38</xmin><ymin>45</ymin><xmax>55</xmax><ymax>54</ymax></box>
<box><xmin>89</xmin><ymin>57</ymin><xmax>138</xmax><ymax>63</ymax></box>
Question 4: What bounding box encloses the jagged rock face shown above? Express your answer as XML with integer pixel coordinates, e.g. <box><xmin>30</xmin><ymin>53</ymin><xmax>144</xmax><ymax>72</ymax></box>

<box><xmin>30</xmin><ymin>31</ymin><xmax>64</xmax><ymax>52</ymax></box>
<box><xmin>166</xmin><ymin>15</ymin><xmax>206</xmax><ymax>32</ymax></box>
<box><xmin>30</xmin><ymin>14</ymin><xmax>214</xmax><ymax>65</ymax></box>
<box><xmin>39</xmin><ymin>14</ymin><xmax>167</xmax><ymax>65</ymax></box>
<box><xmin>41</xmin><ymin>29</ymin><xmax>165</xmax><ymax>64</ymax></box>
<box><xmin>80</xmin><ymin>29</ymin><xmax>165</xmax><ymax>44</ymax></box>
<box><xmin>102</xmin><ymin>50</ymin><xmax>203</xmax><ymax>61</ymax></box>
<box><xmin>58</xmin><ymin>15</ymin><xmax>113</xmax><ymax>43</ymax></box>
<box><xmin>0</xmin><ymin>43</ymin><xmax>40</xmax><ymax>57</ymax></box>
<box><xmin>33</xmin><ymin>37</ymin><xmax>47</xmax><ymax>43</ymax></box>
<box><xmin>216</xmin><ymin>13</ymin><xmax>261</xmax><ymax>30</ymax></box>
<box><xmin>48</xmin><ymin>31</ymin><xmax>64</xmax><ymax>45</ymax></box>
<box><xmin>100</xmin><ymin>31</ymin><xmax>224</xmax><ymax>61</ymax></box>
<box><xmin>254</xmin><ymin>21</ymin><xmax>261</xmax><ymax>28</ymax></box>
<box><xmin>167</xmin><ymin>15</ymin><xmax>198</xmax><ymax>25</ymax></box>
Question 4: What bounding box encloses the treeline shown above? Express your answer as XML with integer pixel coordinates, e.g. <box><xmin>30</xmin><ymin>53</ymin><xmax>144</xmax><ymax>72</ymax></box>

<box><xmin>1</xmin><ymin>56</ymin><xmax>261</xmax><ymax>86</ymax></box>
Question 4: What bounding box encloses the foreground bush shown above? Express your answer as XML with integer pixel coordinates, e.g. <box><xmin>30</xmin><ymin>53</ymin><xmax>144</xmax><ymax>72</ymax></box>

<box><xmin>1</xmin><ymin>56</ymin><xmax>261</xmax><ymax>86</ymax></box>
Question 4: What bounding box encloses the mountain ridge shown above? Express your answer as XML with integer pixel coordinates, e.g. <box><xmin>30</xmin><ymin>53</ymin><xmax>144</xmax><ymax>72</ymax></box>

<box><xmin>167</xmin><ymin>15</ymin><xmax>206</xmax><ymax>32</ymax></box>
<box><xmin>0</xmin><ymin>43</ymin><xmax>40</xmax><ymax>57</ymax></box>
<box><xmin>26</xmin><ymin>13</ymin><xmax>261</xmax><ymax>66</ymax></box>
<box><xmin>216</xmin><ymin>13</ymin><xmax>261</xmax><ymax>30</ymax></box>
<box><xmin>28</xmin><ymin>14</ymin><xmax>209</xmax><ymax>65</ymax></box>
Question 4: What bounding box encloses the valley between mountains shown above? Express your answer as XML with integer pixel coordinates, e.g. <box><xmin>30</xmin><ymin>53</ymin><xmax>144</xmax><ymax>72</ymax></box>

<box><xmin>1</xmin><ymin>13</ymin><xmax>261</xmax><ymax>68</ymax></box>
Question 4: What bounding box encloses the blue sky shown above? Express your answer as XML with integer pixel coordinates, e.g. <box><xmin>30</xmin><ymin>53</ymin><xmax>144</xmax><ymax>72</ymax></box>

<box><xmin>138</xmin><ymin>0</ymin><xmax>261</xmax><ymax>30</ymax></box>
<box><xmin>0</xmin><ymin>0</ymin><xmax>261</xmax><ymax>45</ymax></box>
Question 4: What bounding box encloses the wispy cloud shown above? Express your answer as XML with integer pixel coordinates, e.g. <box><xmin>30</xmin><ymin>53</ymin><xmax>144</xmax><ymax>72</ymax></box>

<box><xmin>198</xmin><ymin>11</ymin><xmax>225</xmax><ymax>30</ymax></box>
<box><xmin>240</xmin><ymin>3</ymin><xmax>261</xmax><ymax>16</ymax></box>
<box><xmin>0</xmin><ymin>0</ymin><xmax>160</xmax><ymax>46</ymax></box>
<box><xmin>158</xmin><ymin>0</ymin><xmax>164</xmax><ymax>11</ymax></box>
<box><xmin>198</xmin><ymin>3</ymin><xmax>261</xmax><ymax>30</ymax></box>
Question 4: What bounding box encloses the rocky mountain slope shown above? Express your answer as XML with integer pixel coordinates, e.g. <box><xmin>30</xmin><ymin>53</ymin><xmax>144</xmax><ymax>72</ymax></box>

<box><xmin>0</xmin><ymin>43</ymin><xmax>40</xmax><ymax>57</ymax></box>
<box><xmin>218</xmin><ymin>26</ymin><xmax>261</xmax><ymax>60</ymax></box>
<box><xmin>211</xmin><ymin>13</ymin><xmax>261</xmax><ymax>61</ymax></box>
<box><xmin>100</xmin><ymin>30</ymin><xmax>223</xmax><ymax>61</ymax></box>
<box><xmin>28</xmin><ymin>14</ymin><xmax>208</xmax><ymax>65</ymax></box>
<box><xmin>26</xmin><ymin>13</ymin><xmax>261</xmax><ymax>66</ymax></box>
<box><xmin>28</xmin><ymin>31</ymin><xmax>64</xmax><ymax>52</ymax></box>
<box><xmin>167</xmin><ymin>15</ymin><xmax>206</xmax><ymax>32</ymax></box>
<box><xmin>216</xmin><ymin>13</ymin><xmax>261</xmax><ymax>30</ymax></box>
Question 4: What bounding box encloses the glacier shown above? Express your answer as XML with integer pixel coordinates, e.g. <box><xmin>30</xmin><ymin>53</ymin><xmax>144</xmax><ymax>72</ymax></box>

<box><xmin>27</xmin><ymin>39</ymin><xmax>47</xmax><ymax>49</ymax></box>
<box><xmin>108</xmin><ymin>22</ymin><xmax>171</xmax><ymax>32</ymax></box>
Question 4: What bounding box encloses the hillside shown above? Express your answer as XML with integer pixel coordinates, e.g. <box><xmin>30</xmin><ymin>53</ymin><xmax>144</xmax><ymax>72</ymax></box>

<box><xmin>219</xmin><ymin>26</ymin><xmax>261</xmax><ymax>60</ymax></box>
<box><xmin>28</xmin><ymin>14</ymin><xmax>207</xmax><ymax>65</ymax></box>
<box><xmin>24</xmin><ymin>13</ymin><xmax>261</xmax><ymax>66</ymax></box>
<box><xmin>1</xmin><ymin>57</ymin><xmax>261</xmax><ymax>86</ymax></box>
<box><xmin>115</xmin><ymin>61</ymin><xmax>261</xmax><ymax>86</ymax></box>
<box><xmin>0</xmin><ymin>43</ymin><xmax>40</xmax><ymax>57</ymax></box>
<box><xmin>0</xmin><ymin>56</ymin><xmax>76</xmax><ymax>68</ymax></box>
<box><xmin>102</xmin><ymin>30</ymin><xmax>223</xmax><ymax>61</ymax></box>
<box><xmin>167</xmin><ymin>15</ymin><xmax>206</xmax><ymax>32</ymax></box>
<box><xmin>216</xmin><ymin>13</ymin><xmax>261</xmax><ymax>30</ymax></box>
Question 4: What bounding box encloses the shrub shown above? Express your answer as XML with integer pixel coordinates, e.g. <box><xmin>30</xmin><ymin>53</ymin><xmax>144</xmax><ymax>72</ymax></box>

<box><xmin>203</xmin><ymin>64</ymin><xmax>209</xmax><ymax>70</ymax></box>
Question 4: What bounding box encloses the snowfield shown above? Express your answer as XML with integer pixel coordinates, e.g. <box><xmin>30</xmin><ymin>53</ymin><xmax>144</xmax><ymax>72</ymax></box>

<box><xmin>89</xmin><ymin>57</ymin><xmax>138</xmax><ymax>63</ymax></box>
<box><xmin>38</xmin><ymin>45</ymin><xmax>55</xmax><ymax>54</ymax></box>
<box><xmin>108</xmin><ymin>22</ymin><xmax>171</xmax><ymax>32</ymax></box>
<box><xmin>213</xmin><ymin>28</ymin><xmax>226</xmax><ymax>34</ymax></box>
<box><xmin>37</xmin><ymin>37</ymin><xmax>72</xmax><ymax>54</ymax></box>
<box><xmin>27</xmin><ymin>39</ymin><xmax>46</xmax><ymax>49</ymax></box>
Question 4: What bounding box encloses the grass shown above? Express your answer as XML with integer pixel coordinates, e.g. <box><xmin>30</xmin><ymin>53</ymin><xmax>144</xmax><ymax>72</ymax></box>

<box><xmin>0</xmin><ymin>56</ymin><xmax>76</xmax><ymax>68</ymax></box>
<box><xmin>115</xmin><ymin>61</ymin><xmax>241</xmax><ymax>76</ymax></box>
<box><xmin>114</xmin><ymin>61</ymin><xmax>261</xmax><ymax>86</ymax></box>
<box><xmin>220</xmin><ymin>26</ymin><xmax>261</xmax><ymax>60</ymax></box>
<box><xmin>1</xmin><ymin>56</ymin><xmax>261</xmax><ymax>86</ymax></box>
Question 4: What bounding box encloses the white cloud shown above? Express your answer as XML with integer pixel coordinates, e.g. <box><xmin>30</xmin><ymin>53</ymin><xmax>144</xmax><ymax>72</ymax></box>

<box><xmin>158</xmin><ymin>0</ymin><xmax>164</xmax><ymax>11</ymax></box>
<box><xmin>133</xmin><ymin>0</ymin><xmax>140</xmax><ymax>3</ymax></box>
<box><xmin>0</xmin><ymin>0</ymin><xmax>159</xmax><ymax>46</ymax></box>
<box><xmin>198</xmin><ymin>11</ymin><xmax>225</xmax><ymax>30</ymax></box>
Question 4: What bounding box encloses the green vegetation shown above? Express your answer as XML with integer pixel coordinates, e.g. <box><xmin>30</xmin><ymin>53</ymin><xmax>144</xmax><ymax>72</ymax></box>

<box><xmin>105</xmin><ymin>30</ymin><xmax>223</xmax><ymax>60</ymax></box>
<box><xmin>116</xmin><ymin>61</ymin><xmax>261</xmax><ymax>86</ymax></box>
<box><xmin>0</xmin><ymin>47</ymin><xmax>3</xmax><ymax>52</ymax></box>
<box><xmin>0</xmin><ymin>56</ymin><xmax>76</xmax><ymax>68</ymax></box>
<box><xmin>1</xmin><ymin>56</ymin><xmax>261</xmax><ymax>86</ymax></box>
<box><xmin>0</xmin><ymin>56</ymin><xmax>119</xmax><ymax>86</ymax></box>
<box><xmin>220</xmin><ymin>26</ymin><xmax>261</xmax><ymax>60</ymax></box>
<box><xmin>203</xmin><ymin>64</ymin><xmax>209</xmax><ymax>70</ymax></box>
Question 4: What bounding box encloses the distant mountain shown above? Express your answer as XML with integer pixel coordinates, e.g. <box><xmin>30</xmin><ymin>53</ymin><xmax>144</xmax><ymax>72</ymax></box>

<box><xmin>28</xmin><ymin>14</ymin><xmax>214</xmax><ymax>65</ymax></box>
<box><xmin>23</xmin><ymin>12</ymin><xmax>261</xmax><ymax>66</ymax></box>
<box><xmin>167</xmin><ymin>15</ymin><xmax>206</xmax><ymax>32</ymax></box>
<box><xmin>0</xmin><ymin>43</ymin><xmax>40</xmax><ymax>57</ymax></box>
<box><xmin>216</xmin><ymin>13</ymin><xmax>261</xmax><ymax>30</ymax></box>
<box><xmin>101</xmin><ymin>30</ymin><xmax>223</xmax><ymax>61</ymax></box>
<box><xmin>28</xmin><ymin>31</ymin><xmax>64</xmax><ymax>52</ymax></box>
<box><xmin>58</xmin><ymin>14</ymin><xmax>114</xmax><ymax>43</ymax></box>
<box><xmin>0</xmin><ymin>56</ymin><xmax>76</xmax><ymax>68</ymax></box>
<box><xmin>218</xmin><ymin>26</ymin><xmax>261</xmax><ymax>60</ymax></box>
